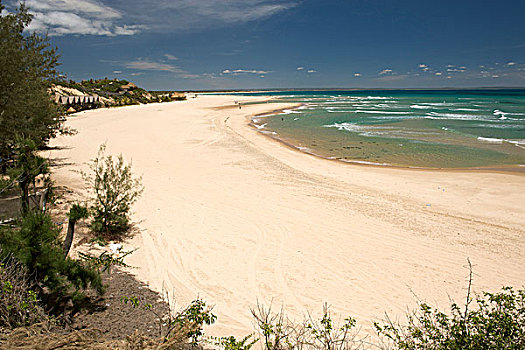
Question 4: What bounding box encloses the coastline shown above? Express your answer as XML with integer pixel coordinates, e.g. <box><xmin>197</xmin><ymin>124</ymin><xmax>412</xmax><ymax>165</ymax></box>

<box><xmin>246</xmin><ymin>104</ymin><xmax>525</xmax><ymax>175</ymax></box>
<box><xmin>47</xmin><ymin>95</ymin><xmax>525</xmax><ymax>337</ymax></box>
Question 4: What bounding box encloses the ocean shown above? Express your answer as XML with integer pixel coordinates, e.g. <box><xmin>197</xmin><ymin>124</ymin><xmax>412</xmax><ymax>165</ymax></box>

<box><xmin>240</xmin><ymin>90</ymin><xmax>525</xmax><ymax>169</ymax></box>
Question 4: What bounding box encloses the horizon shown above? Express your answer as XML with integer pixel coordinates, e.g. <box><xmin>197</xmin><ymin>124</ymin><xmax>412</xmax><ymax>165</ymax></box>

<box><xmin>4</xmin><ymin>0</ymin><xmax>525</xmax><ymax>90</ymax></box>
<box><xmin>164</xmin><ymin>87</ymin><xmax>525</xmax><ymax>93</ymax></box>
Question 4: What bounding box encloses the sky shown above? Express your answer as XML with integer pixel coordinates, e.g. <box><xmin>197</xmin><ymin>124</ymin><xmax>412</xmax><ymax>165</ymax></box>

<box><xmin>5</xmin><ymin>0</ymin><xmax>525</xmax><ymax>90</ymax></box>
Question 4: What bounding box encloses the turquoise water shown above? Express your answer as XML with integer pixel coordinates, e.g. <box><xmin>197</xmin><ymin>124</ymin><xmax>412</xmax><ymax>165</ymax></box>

<box><xmin>241</xmin><ymin>90</ymin><xmax>525</xmax><ymax>169</ymax></box>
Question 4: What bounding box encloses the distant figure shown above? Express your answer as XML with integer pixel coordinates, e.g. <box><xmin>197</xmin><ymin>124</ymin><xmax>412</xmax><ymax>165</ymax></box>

<box><xmin>238</xmin><ymin>102</ymin><xmax>242</xmax><ymax>109</ymax></box>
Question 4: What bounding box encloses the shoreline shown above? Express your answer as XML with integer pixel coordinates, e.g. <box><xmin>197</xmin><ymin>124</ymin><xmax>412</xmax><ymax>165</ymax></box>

<box><xmin>47</xmin><ymin>95</ymin><xmax>525</xmax><ymax>337</ymax></box>
<box><xmin>246</xmin><ymin>103</ymin><xmax>525</xmax><ymax>175</ymax></box>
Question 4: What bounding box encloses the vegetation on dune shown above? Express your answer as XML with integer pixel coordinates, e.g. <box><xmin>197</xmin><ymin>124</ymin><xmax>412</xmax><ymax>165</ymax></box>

<box><xmin>52</xmin><ymin>76</ymin><xmax>187</xmax><ymax>110</ymax></box>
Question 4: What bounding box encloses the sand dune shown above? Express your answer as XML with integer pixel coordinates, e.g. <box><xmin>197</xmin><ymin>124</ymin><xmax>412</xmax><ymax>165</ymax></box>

<box><xmin>48</xmin><ymin>95</ymin><xmax>525</xmax><ymax>337</ymax></box>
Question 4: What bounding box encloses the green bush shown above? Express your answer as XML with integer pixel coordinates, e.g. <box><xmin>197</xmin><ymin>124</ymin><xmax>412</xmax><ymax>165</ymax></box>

<box><xmin>0</xmin><ymin>211</ymin><xmax>104</xmax><ymax>313</ymax></box>
<box><xmin>83</xmin><ymin>144</ymin><xmax>143</xmax><ymax>236</ymax></box>
<box><xmin>173</xmin><ymin>298</ymin><xmax>217</xmax><ymax>344</ymax></box>
<box><xmin>374</xmin><ymin>286</ymin><xmax>525</xmax><ymax>350</ymax></box>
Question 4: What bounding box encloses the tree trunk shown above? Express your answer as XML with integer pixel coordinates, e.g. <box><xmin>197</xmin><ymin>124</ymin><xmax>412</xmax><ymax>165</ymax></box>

<box><xmin>39</xmin><ymin>188</ymin><xmax>49</xmax><ymax>212</ymax></box>
<box><xmin>20</xmin><ymin>177</ymin><xmax>29</xmax><ymax>216</ymax></box>
<box><xmin>63</xmin><ymin>218</ymin><xmax>76</xmax><ymax>258</ymax></box>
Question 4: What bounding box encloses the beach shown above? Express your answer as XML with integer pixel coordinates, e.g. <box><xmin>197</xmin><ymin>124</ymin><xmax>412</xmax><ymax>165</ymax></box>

<box><xmin>47</xmin><ymin>95</ymin><xmax>525</xmax><ymax>337</ymax></box>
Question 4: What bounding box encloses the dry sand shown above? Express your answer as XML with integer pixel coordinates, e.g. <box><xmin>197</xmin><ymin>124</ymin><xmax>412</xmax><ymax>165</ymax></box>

<box><xmin>47</xmin><ymin>95</ymin><xmax>525</xmax><ymax>337</ymax></box>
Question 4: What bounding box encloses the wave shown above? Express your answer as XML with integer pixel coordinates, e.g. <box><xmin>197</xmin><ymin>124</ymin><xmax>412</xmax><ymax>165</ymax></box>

<box><xmin>477</xmin><ymin>137</ymin><xmax>525</xmax><ymax>149</ymax></box>
<box><xmin>280</xmin><ymin>109</ymin><xmax>302</xmax><ymax>115</ymax></box>
<box><xmin>356</xmin><ymin>110</ymin><xmax>413</xmax><ymax>114</ymax></box>
<box><xmin>453</xmin><ymin>108</ymin><xmax>481</xmax><ymax>112</ymax></box>
<box><xmin>410</xmin><ymin>105</ymin><xmax>434</xmax><ymax>109</ymax></box>
<box><xmin>425</xmin><ymin>112</ymin><xmax>487</xmax><ymax>120</ymax></box>
<box><xmin>477</xmin><ymin>137</ymin><xmax>504</xmax><ymax>144</ymax></box>
<box><xmin>343</xmin><ymin>160</ymin><xmax>392</xmax><ymax>166</ymax></box>
<box><xmin>323</xmin><ymin>122</ymin><xmax>440</xmax><ymax>139</ymax></box>
<box><xmin>508</xmin><ymin>140</ymin><xmax>525</xmax><ymax>149</ymax></box>
<box><xmin>475</xmin><ymin>123</ymin><xmax>525</xmax><ymax>129</ymax></box>
<box><xmin>494</xmin><ymin>109</ymin><xmax>525</xmax><ymax>116</ymax></box>
<box><xmin>419</xmin><ymin>102</ymin><xmax>460</xmax><ymax>106</ymax></box>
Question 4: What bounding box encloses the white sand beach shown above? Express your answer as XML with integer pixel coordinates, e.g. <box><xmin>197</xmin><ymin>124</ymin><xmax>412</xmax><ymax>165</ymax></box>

<box><xmin>47</xmin><ymin>95</ymin><xmax>525</xmax><ymax>337</ymax></box>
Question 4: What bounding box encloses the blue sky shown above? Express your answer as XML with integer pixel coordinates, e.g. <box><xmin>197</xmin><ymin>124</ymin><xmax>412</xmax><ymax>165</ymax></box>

<box><xmin>7</xmin><ymin>0</ymin><xmax>525</xmax><ymax>90</ymax></box>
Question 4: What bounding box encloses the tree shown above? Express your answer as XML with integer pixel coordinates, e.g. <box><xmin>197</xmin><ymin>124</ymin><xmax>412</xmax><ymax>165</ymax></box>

<box><xmin>0</xmin><ymin>1</ymin><xmax>61</xmax><ymax>170</ymax></box>
<box><xmin>84</xmin><ymin>144</ymin><xmax>143</xmax><ymax>236</ymax></box>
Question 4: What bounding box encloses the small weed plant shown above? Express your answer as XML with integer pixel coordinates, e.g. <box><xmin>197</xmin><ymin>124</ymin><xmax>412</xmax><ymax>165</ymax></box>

<box><xmin>213</xmin><ymin>334</ymin><xmax>258</xmax><ymax>350</ymax></box>
<box><xmin>79</xmin><ymin>248</ymin><xmax>135</xmax><ymax>273</ymax></box>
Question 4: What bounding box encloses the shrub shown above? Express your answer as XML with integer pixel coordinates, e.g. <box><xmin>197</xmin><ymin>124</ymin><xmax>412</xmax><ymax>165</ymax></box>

<box><xmin>119</xmin><ymin>292</ymin><xmax>217</xmax><ymax>346</ymax></box>
<box><xmin>374</xmin><ymin>286</ymin><xmax>525</xmax><ymax>350</ymax></box>
<box><xmin>304</xmin><ymin>304</ymin><xmax>361</xmax><ymax>350</ymax></box>
<box><xmin>0</xmin><ymin>211</ymin><xmax>104</xmax><ymax>313</ymax></box>
<box><xmin>174</xmin><ymin>298</ymin><xmax>217</xmax><ymax>344</ymax></box>
<box><xmin>83</xmin><ymin>144</ymin><xmax>143</xmax><ymax>236</ymax></box>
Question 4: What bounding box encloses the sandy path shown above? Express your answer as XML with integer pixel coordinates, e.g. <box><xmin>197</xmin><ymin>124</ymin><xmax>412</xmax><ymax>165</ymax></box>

<box><xmin>48</xmin><ymin>95</ymin><xmax>525</xmax><ymax>337</ymax></box>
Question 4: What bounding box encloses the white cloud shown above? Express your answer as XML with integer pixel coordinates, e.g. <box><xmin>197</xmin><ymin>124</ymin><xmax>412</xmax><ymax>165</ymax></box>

<box><xmin>164</xmin><ymin>54</ymin><xmax>178</xmax><ymax>61</ymax></box>
<box><xmin>28</xmin><ymin>11</ymin><xmax>115</xmax><ymax>35</ymax></box>
<box><xmin>113</xmin><ymin>70</ymin><xmax>122</xmax><ymax>74</ymax></box>
<box><xmin>113</xmin><ymin>25</ymin><xmax>144</xmax><ymax>35</ymax></box>
<box><xmin>297</xmin><ymin>67</ymin><xmax>304</xmax><ymax>70</ymax></box>
<box><xmin>379</xmin><ymin>69</ymin><xmax>393</xmax><ymax>75</ymax></box>
<box><xmin>354</xmin><ymin>73</ymin><xmax>361</xmax><ymax>77</ymax></box>
<box><xmin>124</xmin><ymin>60</ymin><xmax>182</xmax><ymax>72</ymax></box>
<box><xmin>506</xmin><ymin>62</ymin><xmax>516</xmax><ymax>66</ymax></box>
<box><xmin>222</xmin><ymin>69</ymin><xmax>270</xmax><ymax>75</ymax></box>
<box><xmin>435</xmin><ymin>72</ymin><xmax>442</xmax><ymax>76</ymax></box>
<box><xmin>418</xmin><ymin>64</ymin><xmax>427</xmax><ymax>68</ymax></box>
<box><xmin>22</xmin><ymin>0</ymin><xmax>298</xmax><ymax>35</ymax></box>
<box><xmin>26</xmin><ymin>0</ymin><xmax>120</xmax><ymax>19</ymax></box>
<box><xmin>492</xmin><ymin>75</ymin><xmax>500</xmax><ymax>78</ymax></box>
<box><xmin>307</xmin><ymin>69</ymin><xmax>316</xmax><ymax>73</ymax></box>
<box><xmin>24</xmin><ymin>0</ymin><xmax>130</xmax><ymax>35</ymax></box>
